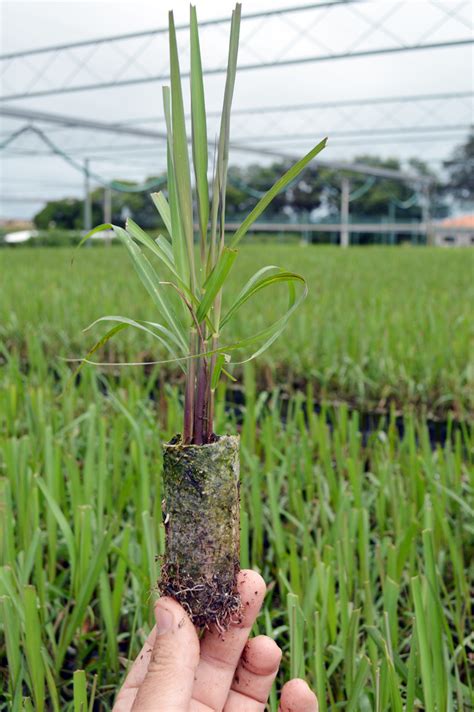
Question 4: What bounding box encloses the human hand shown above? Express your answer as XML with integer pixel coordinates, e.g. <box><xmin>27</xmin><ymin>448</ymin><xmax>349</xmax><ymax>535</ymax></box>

<box><xmin>114</xmin><ymin>569</ymin><xmax>318</xmax><ymax>712</ymax></box>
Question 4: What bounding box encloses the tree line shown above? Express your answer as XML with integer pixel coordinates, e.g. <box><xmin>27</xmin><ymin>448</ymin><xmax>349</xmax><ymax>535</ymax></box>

<box><xmin>34</xmin><ymin>136</ymin><xmax>473</xmax><ymax>231</ymax></box>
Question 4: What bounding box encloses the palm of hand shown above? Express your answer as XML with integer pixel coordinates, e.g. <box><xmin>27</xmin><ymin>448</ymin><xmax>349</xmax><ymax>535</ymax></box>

<box><xmin>114</xmin><ymin>570</ymin><xmax>317</xmax><ymax>712</ymax></box>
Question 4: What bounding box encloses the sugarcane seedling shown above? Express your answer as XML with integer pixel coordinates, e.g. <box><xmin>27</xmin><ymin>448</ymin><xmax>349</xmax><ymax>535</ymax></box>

<box><xmin>77</xmin><ymin>3</ymin><xmax>327</xmax><ymax>629</ymax></box>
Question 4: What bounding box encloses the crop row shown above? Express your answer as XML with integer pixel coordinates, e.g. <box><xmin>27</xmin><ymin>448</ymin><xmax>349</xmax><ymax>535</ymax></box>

<box><xmin>1</xmin><ymin>245</ymin><xmax>473</xmax><ymax>417</ymax></box>
<box><xmin>1</xmin><ymin>365</ymin><xmax>472</xmax><ymax>709</ymax></box>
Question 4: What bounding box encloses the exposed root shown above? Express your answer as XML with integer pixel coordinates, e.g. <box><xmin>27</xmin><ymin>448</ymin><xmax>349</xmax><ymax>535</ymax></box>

<box><xmin>160</xmin><ymin>559</ymin><xmax>241</xmax><ymax>631</ymax></box>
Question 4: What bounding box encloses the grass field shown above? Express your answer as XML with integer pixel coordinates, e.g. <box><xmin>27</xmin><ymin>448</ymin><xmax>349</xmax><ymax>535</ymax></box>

<box><xmin>0</xmin><ymin>244</ymin><xmax>473</xmax><ymax>710</ymax></box>
<box><xmin>1</xmin><ymin>245</ymin><xmax>473</xmax><ymax>417</ymax></box>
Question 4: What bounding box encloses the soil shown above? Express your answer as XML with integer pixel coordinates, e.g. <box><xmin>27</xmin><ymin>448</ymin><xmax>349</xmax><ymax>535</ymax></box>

<box><xmin>159</xmin><ymin>434</ymin><xmax>242</xmax><ymax>630</ymax></box>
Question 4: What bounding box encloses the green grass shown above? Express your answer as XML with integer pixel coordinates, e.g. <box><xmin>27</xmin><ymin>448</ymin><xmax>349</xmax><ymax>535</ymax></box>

<box><xmin>1</xmin><ymin>245</ymin><xmax>473</xmax><ymax>417</ymax></box>
<box><xmin>0</xmin><ymin>362</ymin><xmax>472</xmax><ymax>709</ymax></box>
<box><xmin>0</xmin><ymin>244</ymin><xmax>473</xmax><ymax>709</ymax></box>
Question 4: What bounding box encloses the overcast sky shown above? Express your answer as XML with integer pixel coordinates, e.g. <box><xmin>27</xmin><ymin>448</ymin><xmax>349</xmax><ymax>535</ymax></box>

<box><xmin>1</xmin><ymin>0</ymin><xmax>473</xmax><ymax>220</ymax></box>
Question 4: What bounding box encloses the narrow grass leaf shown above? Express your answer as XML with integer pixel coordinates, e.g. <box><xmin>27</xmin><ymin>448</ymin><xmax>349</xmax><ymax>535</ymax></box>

<box><xmin>74</xmin><ymin>223</ymin><xmax>112</xmax><ymax>254</ymax></box>
<box><xmin>150</xmin><ymin>192</ymin><xmax>172</xmax><ymax>236</ymax></box>
<box><xmin>162</xmin><ymin>87</ymin><xmax>190</xmax><ymax>285</ymax></box>
<box><xmin>57</xmin><ymin>529</ymin><xmax>113</xmax><ymax>670</ymax></box>
<box><xmin>220</xmin><ymin>269</ymin><xmax>305</xmax><ymax>329</ymax></box>
<box><xmin>111</xmin><ymin>225</ymin><xmax>187</xmax><ymax>347</ymax></box>
<box><xmin>230</xmin><ymin>137</ymin><xmax>327</xmax><ymax>248</ymax></box>
<box><xmin>211</xmin><ymin>353</ymin><xmax>228</xmax><ymax>390</ymax></box>
<box><xmin>23</xmin><ymin>585</ymin><xmax>45</xmax><ymax>712</ymax></box>
<box><xmin>168</xmin><ymin>11</ymin><xmax>195</xmax><ymax>292</ymax></box>
<box><xmin>197</xmin><ymin>247</ymin><xmax>238</xmax><ymax>323</ymax></box>
<box><xmin>73</xmin><ymin>670</ymin><xmax>88</xmax><ymax>712</ymax></box>
<box><xmin>85</xmin><ymin>315</ymin><xmax>184</xmax><ymax>361</ymax></box>
<box><xmin>35</xmin><ymin>476</ymin><xmax>76</xmax><ymax>581</ymax></box>
<box><xmin>99</xmin><ymin>571</ymin><xmax>118</xmax><ymax>670</ymax></box>
<box><xmin>190</xmin><ymin>5</ymin><xmax>209</xmax><ymax>251</ymax></box>
<box><xmin>125</xmin><ymin>219</ymin><xmax>180</xmax><ymax>282</ymax></box>
<box><xmin>411</xmin><ymin>576</ymin><xmax>435</xmax><ymax>712</ymax></box>
<box><xmin>1</xmin><ymin>595</ymin><xmax>21</xmax><ymax>699</ymax></box>
<box><xmin>41</xmin><ymin>650</ymin><xmax>60</xmax><ymax>712</ymax></box>
<box><xmin>63</xmin><ymin>323</ymin><xmax>129</xmax><ymax>389</ymax></box>
<box><xmin>112</xmin><ymin>525</ymin><xmax>131</xmax><ymax>626</ymax></box>
<box><xmin>345</xmin><ymin>656</ymin><xmax>370</xmax><ymax>712</ymax></box>
<box><xmin>209</xmin><ymin>4</ymin><xmax>241</xmax><ymax>266</ymax></box>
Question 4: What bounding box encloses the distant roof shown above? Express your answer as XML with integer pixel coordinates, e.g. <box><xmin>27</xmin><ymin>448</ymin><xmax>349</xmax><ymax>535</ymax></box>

<box><xmin>439</xmin><ymin>215</ymin><xmax>474</xmax><ymax>229</ymax></box>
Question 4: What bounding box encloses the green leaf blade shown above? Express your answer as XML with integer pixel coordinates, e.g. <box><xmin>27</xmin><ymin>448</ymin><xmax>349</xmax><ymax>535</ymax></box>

<box><xmin>162</xmin><ymin>87</ymin><xmax>190</xmax><ymax>288</ymax></box>
<box><xmin>209</xmin><ymin>4</ymin><xmax>242</xmax><ymax>269</ymax></box>
<box><xmin>150</xmin><ymin>192</ymin><xmax>172</xmax><ymax>236</ymax></box>
<box><xmin>190</xmin><ymin>5</ymin><xmax>209</xmax><ymax>253</ymax></box>
<box><xmin>169</xmin><ymin>11</ymin><xmax>196</xmax><ymax>292</ymax></box>
<box><xmin>229</xmin><ymin>137</ymin><xmax>328</xmax><ymax>249</ymax></box>
<box><xmin>23</xmin><ymin>586</ymin><xmax>45</xmax><ymax>712</ymax></box>
<box><xmin>112</xmin><ymin>225</ymin><xmax>187</xmax><ymax>348</ymax></box>
<box><xmin>196</xmin><ymin>247</ymin><xmax>238</xmax><ymax>323</ymax></box>
<box><xmin>220</xmin><ymin>268</ymin><xmax>305</xmax><ymax>329</ymax></box>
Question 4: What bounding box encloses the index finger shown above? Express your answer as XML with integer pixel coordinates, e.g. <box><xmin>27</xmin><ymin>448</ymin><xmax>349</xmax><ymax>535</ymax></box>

<box><xmin>113</xmin><ymin>625</ymin><xmax>157</xmax><ymax>711</ymax></box>
<box><xmin>190</xmin><ymin>569</ymin><xmax>267</xmax><ymax>711</ymax></box>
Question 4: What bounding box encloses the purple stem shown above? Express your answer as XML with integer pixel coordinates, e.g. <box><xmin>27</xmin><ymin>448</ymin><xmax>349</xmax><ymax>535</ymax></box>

<box><xmin>183</xmin><ymin>331</ymin><xmax>196</xmax><ymax>444</ymax></box>
<box><xmin>193</xmin><ymin>346</ymin><xmax>209</xmax><ymax>445</ymax></box>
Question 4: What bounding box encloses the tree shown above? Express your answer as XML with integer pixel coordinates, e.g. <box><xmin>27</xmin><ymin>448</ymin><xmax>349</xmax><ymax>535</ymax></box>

<box><xmin>34</xmin><ymin>197</ymin><xmax>86</xmax><ymax>230</ymax></box>
<box><xmin>316</xmin><ymin>155</ymin><xmax>448</xmax><ymax>223</ymax></box>
<box><xmin>34</xmin><ymin>178</ymin><xmax>166</xmax><ymax>230</ymax></box>
<box><xmin>34</xmin><ymin>156</ymin><xmax>449</xmax><ymax>233</ymax></box>
<box><xmin>443</xmin><ymin>131</ymin><xmax>474</xmax><ymax>202</ymax></box>
<box><xmin>225</xmin><ymin>161</ymin><xmax>324</xmax><ymax>219</ymax></box>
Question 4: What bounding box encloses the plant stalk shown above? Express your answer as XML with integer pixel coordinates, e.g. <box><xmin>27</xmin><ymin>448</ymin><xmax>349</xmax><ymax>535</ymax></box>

<box><xmin>193</xmin><ymin>339</ymin><xmax>210</xmax><ymax>445</ymax></box>
<box><xmin>208</xmin><ymin>333</ymin><xmax>220</xmax><ymax>442</ymax></box>
<box><xmin>183</xmin><ymin>329</ymin><xmax>196</xmax><ymax>443</ymax></box>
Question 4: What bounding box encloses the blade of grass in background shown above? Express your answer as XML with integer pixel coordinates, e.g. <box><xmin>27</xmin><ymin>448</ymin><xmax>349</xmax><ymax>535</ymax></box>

<box><xmin>23</xmin><ymin>586</ymin><xmax>45</xmax><ymax>712</ymax></box>
<box><xmin>0</xmin><ymin>361</ymin><xmax>472</xmax><ymax>708</ymax></box>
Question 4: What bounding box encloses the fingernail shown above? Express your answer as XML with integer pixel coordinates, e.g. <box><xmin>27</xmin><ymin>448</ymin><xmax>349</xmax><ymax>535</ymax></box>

<box><xmin>155</xmin><ymin>604</ymin><xmax>174</xmax><ymax>635</ymax></box>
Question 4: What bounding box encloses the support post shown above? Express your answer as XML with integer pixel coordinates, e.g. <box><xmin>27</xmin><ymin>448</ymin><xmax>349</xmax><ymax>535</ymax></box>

<box><xmin>103</xmin><ymin>186</ymin><xmax>112</xmax><ymax>245</ymax></box>
<box><xmin>83</xmin><ymin>158</ymin><xmax>92</xmax><ymax>232</ymax></box>
<box><xmin>103</xmin><ymin>186</ymin><xmax>112</xmax><ymax>223</ymax></box>
<box><xmin>388</xmin><ymin>201</ymin><xmax>395</xmax><ymax>245</ymax></box>
<box><xmin>421</xmin><ymin>184</ymin><xmax>432</xmax><ymax>246</ymax></box>
<box><xmin>340</xmin><ymin>176</ymin><xmax>350</xmax><ymax>247</ymax></box>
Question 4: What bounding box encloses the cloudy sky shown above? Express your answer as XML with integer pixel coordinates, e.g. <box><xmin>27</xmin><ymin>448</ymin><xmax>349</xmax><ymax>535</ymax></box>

<box><xmin>1</xmin><ymin>0</ymin><xmax>473</xmax><ymax>220</ymax></box>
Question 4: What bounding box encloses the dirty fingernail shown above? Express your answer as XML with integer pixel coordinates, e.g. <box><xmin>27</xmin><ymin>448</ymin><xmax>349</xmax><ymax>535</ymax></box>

<box><xmin>155</xmin><ymin>604</ymin><xmax>173</xmax><ymax>635</ymax></box>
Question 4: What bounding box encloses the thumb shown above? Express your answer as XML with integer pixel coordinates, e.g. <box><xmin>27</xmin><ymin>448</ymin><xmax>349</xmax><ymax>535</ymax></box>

<box><xmin>132</xmin><ymin>597</ymin><xmax>200</xmax><ymax>712</ymax></box>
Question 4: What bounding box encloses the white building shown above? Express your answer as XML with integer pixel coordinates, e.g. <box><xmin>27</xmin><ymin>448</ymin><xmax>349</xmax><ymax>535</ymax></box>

<box><xmin>4</xmin><ymin>229</ymin><xmax>38</xmax><ymax>244</ymax></box>
<box><xmin>433</xmin><ymin>215</ymin><xmax>474</xmax><ymax>247</ymax></box>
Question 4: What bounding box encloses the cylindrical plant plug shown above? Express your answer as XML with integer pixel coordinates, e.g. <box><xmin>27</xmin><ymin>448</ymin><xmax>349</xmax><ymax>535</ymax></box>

<box><xmin>160</xmin><ymin>434</ymin><xmax>241</xmax><ymax>629</ymax></box>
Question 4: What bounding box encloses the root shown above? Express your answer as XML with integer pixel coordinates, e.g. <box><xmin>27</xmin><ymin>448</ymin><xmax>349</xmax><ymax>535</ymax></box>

<box><xmin>160</xmin><ymin>559</ymin><xmax>242</xmax><ymax>631</ymax></box>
